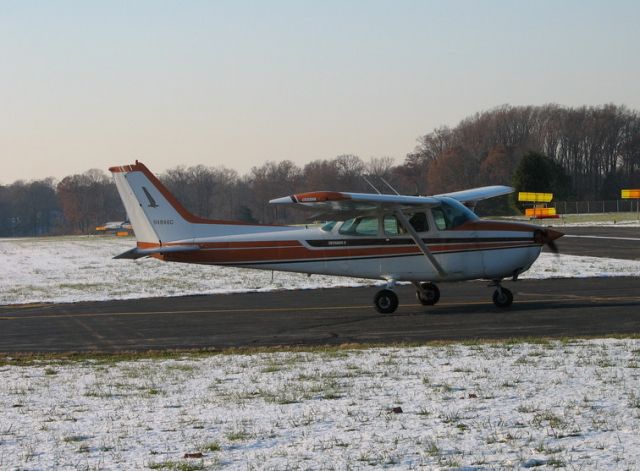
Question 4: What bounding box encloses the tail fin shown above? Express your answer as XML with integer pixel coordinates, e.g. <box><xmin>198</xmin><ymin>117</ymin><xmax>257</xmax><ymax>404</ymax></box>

<box><xmin>109</xmin><ymin>161</ymin><xmax>278</xmax><ymax>245</ymax></box>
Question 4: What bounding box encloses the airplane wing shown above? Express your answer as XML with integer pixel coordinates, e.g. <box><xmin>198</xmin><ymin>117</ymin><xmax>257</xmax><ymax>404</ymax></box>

<box><xmin>269</xmin><ymin>191</ymin><xmax>440</xmax><ymax>217</ymax></box>
<box><xmin>269</xmin><ymin>186</ymin><xmax>513</xmax><ymax>216</ymax></box>
<box><xmin>436</xmin><ymin>185</ymin><xmax>514</xmax><ymax>204</ymax></box>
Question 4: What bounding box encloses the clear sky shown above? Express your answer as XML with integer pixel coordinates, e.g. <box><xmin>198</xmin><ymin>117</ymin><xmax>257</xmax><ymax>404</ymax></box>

<box><xmin>1</xmin><ymin>0</ymin><xmax>639</xmax><ymax>183</ymax></box>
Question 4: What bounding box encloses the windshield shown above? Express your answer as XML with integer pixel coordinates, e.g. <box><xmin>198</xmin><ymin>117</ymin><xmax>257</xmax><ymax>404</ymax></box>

<box><xmin>431</xmin><ymin>197</ymin><xmax>478</xmax><ymax>230</ymax></box>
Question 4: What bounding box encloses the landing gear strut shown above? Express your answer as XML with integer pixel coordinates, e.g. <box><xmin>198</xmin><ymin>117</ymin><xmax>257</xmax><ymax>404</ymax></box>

<box><xmin>490</xmin><ymin>280</ymin><xmax>513</xmax><ymax>308</ymax></box>
<box><xmin>373</xmin><ymin>289</ymin><xmax>399</xmax><ymax>314</ymax></box>
<box><xmin>414</xmin><ymin>282</ymin><xmax>440</xmax><ymax>306</ymax></box>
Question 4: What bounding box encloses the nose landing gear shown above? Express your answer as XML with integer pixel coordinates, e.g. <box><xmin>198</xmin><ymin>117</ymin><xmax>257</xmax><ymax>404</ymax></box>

<box><xmin>490</xmin><ymin>280</ymin><xmax>513</xmax><ymax>308</ymax></box>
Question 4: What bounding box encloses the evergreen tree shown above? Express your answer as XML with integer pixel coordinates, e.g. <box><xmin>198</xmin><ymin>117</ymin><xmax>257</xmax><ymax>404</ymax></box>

<box><xmin>512</xmin><ymin>151</ymin><xmax>571</xmax><ymax>209</ymax></box>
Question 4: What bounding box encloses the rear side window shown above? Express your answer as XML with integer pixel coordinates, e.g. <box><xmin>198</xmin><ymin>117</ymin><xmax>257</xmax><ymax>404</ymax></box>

<box><xmin>383</xmin><ymin>215</ymin><xmax>405</xmax><ymax>235</ymax></box>
<box><xmin>339</xmin><ymin>216</ymin><xmax>379</xmax><ymax>236</ymax></box>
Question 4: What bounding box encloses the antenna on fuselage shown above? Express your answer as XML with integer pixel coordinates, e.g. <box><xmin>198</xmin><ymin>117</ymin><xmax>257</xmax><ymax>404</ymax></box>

<box><xmin>379</xmin><ymin>177</ymin><xmax>400</xmax><ymax>195</ymax></box>
<box><xmin>362</xmin><ymin>175</ymin><xmax>382</xmax><ymax>194</ymax></box>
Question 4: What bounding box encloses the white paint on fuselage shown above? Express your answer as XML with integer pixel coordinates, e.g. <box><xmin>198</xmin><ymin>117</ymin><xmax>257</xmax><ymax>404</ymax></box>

<box><xmin>182</xmin><ymin>226</ymin><xmax>542</xmax><ymax>283</ymax></box>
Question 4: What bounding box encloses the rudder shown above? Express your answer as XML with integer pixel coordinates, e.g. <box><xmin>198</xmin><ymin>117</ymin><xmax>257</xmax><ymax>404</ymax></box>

<box><xmin>110</xmin><ymin>162</ymin><xmax>195</xmax><ymax>244</ymax></box>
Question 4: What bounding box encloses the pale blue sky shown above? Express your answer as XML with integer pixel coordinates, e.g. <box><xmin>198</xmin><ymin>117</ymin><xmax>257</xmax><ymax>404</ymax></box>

<box><xmin>1</xmin><ymin>0</ymin><xmax>639</xmax><ymax>183</ymax></box>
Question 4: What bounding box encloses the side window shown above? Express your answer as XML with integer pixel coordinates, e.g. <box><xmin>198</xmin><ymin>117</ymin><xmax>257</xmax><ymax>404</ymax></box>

<box><xmin>383</xmin><ymin>215</ymin><xmax>405</xmax><ymax>235</ymax></box>
<box><xmin>339</xmin><ymin>216</ymin><xmax>379</xmax><ymax>236</ymax></box>
<box><xmin>409</xmin><ymin>212</ymin><xmax>428</xmax><ymax>232</ymax></box>
<box><xmin>383</xmin><ymin>212</ymin><xmax>429</xmax><ymax>235</ymax></box>
<box><xmin>431</xmin><ymin>208</ymin><xmax>447</xmax><ymax>230</ymax></box>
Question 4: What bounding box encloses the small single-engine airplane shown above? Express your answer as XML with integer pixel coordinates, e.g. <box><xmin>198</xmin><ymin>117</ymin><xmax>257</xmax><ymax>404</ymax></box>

<box><xmin>110</xmin><ymin>161</ymin><xmax>563</xmax><ymax>313</ymax></box>
<box><xmin>95</xmin><ymin>220</ymin><xmax>132</xmax><ymax>232</ymax></box>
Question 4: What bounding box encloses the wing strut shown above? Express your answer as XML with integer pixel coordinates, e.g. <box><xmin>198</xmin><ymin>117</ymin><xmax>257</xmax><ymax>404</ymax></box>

<box><xmin>393</xmin><ymin>209</ymin><xmax>447</xmax><ymax>278</ymax></box>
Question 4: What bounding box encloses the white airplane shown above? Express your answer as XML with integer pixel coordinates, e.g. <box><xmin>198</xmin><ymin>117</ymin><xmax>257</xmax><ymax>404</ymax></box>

<box><xmin>110</xmin><ymin>161</ymin><xmax>563</xmax><ymax>313</ymax></box>
<box><xmin>96</xmin><ymin>221</ymin><xmax>132</xmax><ymax>232</ymax></box>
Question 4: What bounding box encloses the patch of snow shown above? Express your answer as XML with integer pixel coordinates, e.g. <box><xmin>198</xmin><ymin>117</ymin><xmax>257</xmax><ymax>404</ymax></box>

<box><xmin>522</xmin><ymin>253</ymin><xmax>640</xmax><ymax>279</ymax></box>
<box><xmin>1</xmin><ymin>339</ymin><xmax>639</xmax><ymax>469</ymax></box>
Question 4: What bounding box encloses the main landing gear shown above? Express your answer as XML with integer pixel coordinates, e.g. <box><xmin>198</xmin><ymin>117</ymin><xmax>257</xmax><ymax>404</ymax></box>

<box><xmin>373</xmin><ymin>281</ymin><xmax>441</xmax><ymax>314</ymax></box>
<box><xmin>373</xmin><ymin>289</ymin><xmax>399</xmax><ymax>314</ymax></box>
<box><xmin>414</xmin><ymin>282</ymin><xmax>440</xmax><ymax>306</ymax></box>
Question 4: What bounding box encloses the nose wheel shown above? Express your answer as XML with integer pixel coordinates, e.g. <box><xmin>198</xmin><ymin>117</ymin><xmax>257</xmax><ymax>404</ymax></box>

<box><xmin>373</xmin><ymin>289</ymin><xmax>399</xmax><ymax>314</ymax></box>
<box><xmin>492</xmin><ymin>285</ymin><xmax>513</xmax><ymax>308</ymax></box>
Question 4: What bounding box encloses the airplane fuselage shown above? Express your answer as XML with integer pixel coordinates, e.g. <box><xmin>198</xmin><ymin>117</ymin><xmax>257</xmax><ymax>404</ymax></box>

<box><xmin>154</xmin><ymin>219</ymin><xmax>545</xmax><ymax>283</ymax></box>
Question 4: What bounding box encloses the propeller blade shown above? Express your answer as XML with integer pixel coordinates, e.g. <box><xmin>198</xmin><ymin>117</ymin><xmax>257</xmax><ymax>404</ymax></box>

<box><xmin>534</xmin><ymin>228</ymin><xmax>563</xmax><ymax>256</ymax></box>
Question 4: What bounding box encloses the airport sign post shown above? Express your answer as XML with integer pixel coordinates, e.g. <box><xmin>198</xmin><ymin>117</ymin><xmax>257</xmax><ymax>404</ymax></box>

<box><xmin>518</xmin><ymin>192</ymin><xmax>557</xmax><ymax>219</ymax></box>
<box><xmin>621</xmin><ymin>189</ymin><xmax>640</xmax><ymax>219</ymax></box>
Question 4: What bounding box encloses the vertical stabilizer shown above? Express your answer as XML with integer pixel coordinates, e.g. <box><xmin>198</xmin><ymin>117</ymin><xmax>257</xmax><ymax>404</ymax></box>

<box><xmin>110</xmin><ymin>162</ymin><xmax>194</xmax><ymax>244</ymax></box>
<box><xmin>110</xmin><ymin>161</ymin><xmax>289</xmax><ymax>245</ymax></box>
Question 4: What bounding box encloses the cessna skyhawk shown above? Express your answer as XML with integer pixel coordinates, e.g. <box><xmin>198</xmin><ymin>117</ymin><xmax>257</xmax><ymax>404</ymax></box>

<box><xmin>110</xmin><ymin>161</ymin><xmax>562</xmax><ymax>313</ymax></box>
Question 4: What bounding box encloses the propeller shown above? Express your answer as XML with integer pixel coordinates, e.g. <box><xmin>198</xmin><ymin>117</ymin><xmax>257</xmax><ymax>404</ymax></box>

<box><xmin>534</xmin><ymin>228</ymin><xmax>564</xmax><ymax>256</ymax></box>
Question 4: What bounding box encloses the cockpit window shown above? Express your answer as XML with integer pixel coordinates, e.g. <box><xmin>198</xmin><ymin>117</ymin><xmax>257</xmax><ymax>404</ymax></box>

<box><xmin>339</xmin><ymin>216</ymin><xmax>379</xmax><ymax>236</ymax></box>
<box><xmin>431</xmin><ymin>198</ymin><xmax>478</xmax><ymax>230</ymax></box>
<box><xmin>384</xmin><ymin>212</ymin><xmax>429</xmax><ymax>235</ymax></box>
<box><xmin>409</xmin><ymin>212</ymin><xmax>429</xmax><ymax>232</ymax></box>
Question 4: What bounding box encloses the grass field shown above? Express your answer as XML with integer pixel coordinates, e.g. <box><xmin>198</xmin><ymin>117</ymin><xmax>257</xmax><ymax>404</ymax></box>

<box><xmin>1</xmin><ymin>338</ymin><xmax>640</xmax><ymax>470</ymax></box>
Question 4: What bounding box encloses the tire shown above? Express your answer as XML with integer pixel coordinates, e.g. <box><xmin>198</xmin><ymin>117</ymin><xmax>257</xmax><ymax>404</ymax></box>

<box><xmin>415</xmin><ymin>282</ymin><xmax>440</xmax><ymax>306</ymax></box>
<box><xmin>374</xmin><ymin>289</ymin><xmax>399</xmax><ymax>314</ymax></box>
<box><xmin>492</xmin><ymin>287</ymin><xmax>513</xmax><ymax>308</ymax></box>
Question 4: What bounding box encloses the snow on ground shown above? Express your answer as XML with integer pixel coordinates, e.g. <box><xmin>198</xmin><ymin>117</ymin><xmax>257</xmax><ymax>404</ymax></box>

<box><xmin>1</xmin><ymin>339</ymin><xmax>640</xmax><ymax>470</ymax></box>
<box><xmin>505</xmin><ymin>215</ymin><xmax>640</xmax><ymax>227</ymax></box>
<box><xmin>1</xmin><ymin>236</ymin><xmax>639</xmax><ymax>305</ymax></box>
<box><xmin>555</xmin><ymin>220</ymin><xmax>640</xmax><ymax>227</ymax></box>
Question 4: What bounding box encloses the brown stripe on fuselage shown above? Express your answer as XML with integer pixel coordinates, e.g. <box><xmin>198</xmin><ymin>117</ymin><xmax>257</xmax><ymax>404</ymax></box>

<box><xmin>454</xmin><ymin>220</ymin><xmax>540</xmax><ymax>232</ymax></box>
<box><xmin>161</xmin><ymin>240</ymin><xmax>539</xmax><ymax>264</ymax></box>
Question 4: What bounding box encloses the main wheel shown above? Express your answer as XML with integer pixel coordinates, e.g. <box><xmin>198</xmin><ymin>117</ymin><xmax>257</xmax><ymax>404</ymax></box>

<box><xmin>374</xmin><ymin>289</ymin><xmax>399</xmax><ymax>314</ymax></box>
<box><xmin>492</xmin><ymin>287</ymin><xmax>513</xmax><ymax>308</ymax></box>
<box><xmin>415</xmin><ymin>282</ymin><xmax>440</xmax><ymax>306</ymax></box>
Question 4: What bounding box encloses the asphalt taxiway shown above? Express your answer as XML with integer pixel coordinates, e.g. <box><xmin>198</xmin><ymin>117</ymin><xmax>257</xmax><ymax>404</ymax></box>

<box><xmin>1</xmin><ymin>277</ymin><xmax>639</xmax><ymax>353</ymax></box>
<box><xmin>0</xmin><ymin>225</ymin><xmax>638</xmax><ymax>353</ymax></box>
<box><xmin>553</xmin><ymin>225</ymin><xmax>640</xmax><ymax>260</ymax></box>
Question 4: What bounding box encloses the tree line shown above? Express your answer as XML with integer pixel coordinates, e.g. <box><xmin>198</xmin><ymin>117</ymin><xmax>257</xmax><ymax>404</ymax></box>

<box><xmin>1</xmin><ymin>104</ymin><xmax>638</xmax><ymax>236</ymax></box>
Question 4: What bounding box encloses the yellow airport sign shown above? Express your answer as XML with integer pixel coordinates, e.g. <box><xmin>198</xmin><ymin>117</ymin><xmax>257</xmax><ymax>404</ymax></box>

<box><xmin>621</xmin><ymin>189</ymin><xmax>640</xmax><ymax>199</ymax></box>
<box><xmin>518</xmin><ymin>192</ymin><xmax>553</xmax><ymax>203</ymax></box>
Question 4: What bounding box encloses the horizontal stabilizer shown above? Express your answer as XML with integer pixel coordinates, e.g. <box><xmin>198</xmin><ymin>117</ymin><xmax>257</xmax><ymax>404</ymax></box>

<box><xmin>114</xmin><ymin>245</ymin><xmax>200</xmax><ymax>260</ymax></box>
